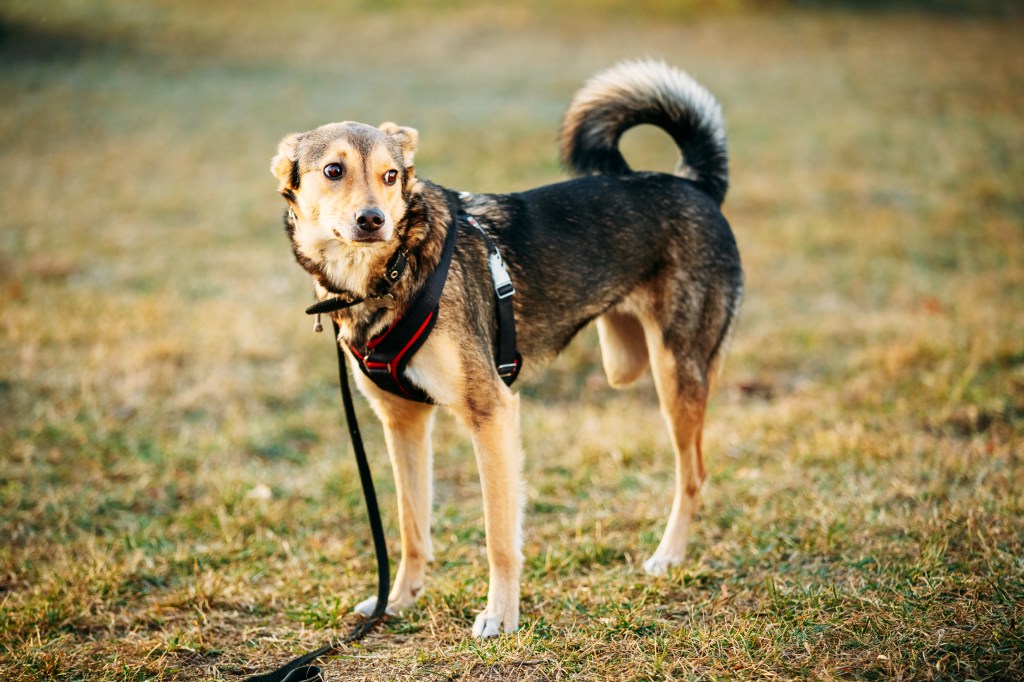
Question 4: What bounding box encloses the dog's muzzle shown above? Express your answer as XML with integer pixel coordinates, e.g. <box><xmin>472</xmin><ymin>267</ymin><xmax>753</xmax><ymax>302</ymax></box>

<box><xmin>352</xmin><ymin>208</ymin><xmax>391</xmax><ymax>242</ymax></box>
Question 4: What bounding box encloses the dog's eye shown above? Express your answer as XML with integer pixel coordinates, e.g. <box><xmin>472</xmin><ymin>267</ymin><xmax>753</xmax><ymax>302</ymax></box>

<box><xmin>323</xmin><ymin>163</ymin><xmax>344</xmax><ymax>179</ymax></box>
<box><xmin>383</xmin><ymin>169</ymin><xmax>399</xmax><ymax>186</ymax></box>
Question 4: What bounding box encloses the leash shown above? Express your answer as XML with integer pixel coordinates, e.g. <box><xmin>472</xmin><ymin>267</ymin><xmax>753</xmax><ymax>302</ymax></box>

<box><xmin>242</xmin><ymin>322</ymin><xmax>390</xmax><ymax>682</ymax></box>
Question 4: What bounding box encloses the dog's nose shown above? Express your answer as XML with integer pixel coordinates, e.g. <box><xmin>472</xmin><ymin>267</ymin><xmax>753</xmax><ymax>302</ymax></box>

<box><xmin>355</xmin><ymin>208</ymin><xmax>386</xmax><ymax>231</ymax></box>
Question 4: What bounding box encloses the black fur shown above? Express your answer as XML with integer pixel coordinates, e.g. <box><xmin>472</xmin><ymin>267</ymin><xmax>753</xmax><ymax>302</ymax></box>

<box><xmin>461</xmin><ymin>173</ymin><xmax>740</xmax><ymax>363</ymax></box>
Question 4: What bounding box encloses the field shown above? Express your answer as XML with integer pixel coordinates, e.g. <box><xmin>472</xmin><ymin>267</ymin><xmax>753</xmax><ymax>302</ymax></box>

<box><xmin>1</xmin><ymin>1</ymin><xmax>1022</xmax><ymax>680</ymax></box>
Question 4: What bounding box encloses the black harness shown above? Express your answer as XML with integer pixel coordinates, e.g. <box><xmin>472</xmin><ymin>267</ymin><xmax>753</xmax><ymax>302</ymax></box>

<box><xmin>466</xmin><ymin>214</ymin><xmax>522</xmax><ymax>385</ymax></box>
<box><xmin>306</xmin><ymin>212</ymin><xmax>521</xmax><ymax>403</ymax></box>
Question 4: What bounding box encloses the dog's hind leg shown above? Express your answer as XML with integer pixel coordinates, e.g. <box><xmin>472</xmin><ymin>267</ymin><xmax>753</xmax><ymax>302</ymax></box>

<box><xmin>353</xmin><ymin>388</ymin><xmax>436</xmax><ymax>616</ymax></box>
<box><xmin>641</xmin><ymin>324</ymin><xmax>709</xmax><ymax>576</ymax></box>
<box><xmin>596</xmin><ymin>308</ymin><xmax>649</xmax><ymax>388</ymax></box>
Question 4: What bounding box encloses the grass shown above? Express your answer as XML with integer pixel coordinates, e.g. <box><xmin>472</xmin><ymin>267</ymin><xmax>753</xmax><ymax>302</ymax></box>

<box><xmin>1</xmin><ymin>1</ymin><xmax>1022</xmax><ymax>680</ymax></box>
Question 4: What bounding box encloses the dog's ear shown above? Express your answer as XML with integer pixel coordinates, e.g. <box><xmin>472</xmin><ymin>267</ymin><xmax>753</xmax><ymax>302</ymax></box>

<box><xmin>379</xmin><ymin>122</ymin><xmax>418</xmax><ymax>168</ymax></box>
<box><xmin>271</xmin><ymin>133</ymin><xmax>302</xmax><ymax>194</ymax></box>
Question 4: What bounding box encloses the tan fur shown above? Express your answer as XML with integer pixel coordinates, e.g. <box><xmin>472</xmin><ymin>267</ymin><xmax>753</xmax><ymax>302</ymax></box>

<box><xmin>409</xmin><ymin>329</ymin><xmax>523</xmax><ymax>636</ymax></box>
<box><xmin>589</xmin><ymin>281</ymin><xmax>715</xmax><ymax>576</ymax></box>
<box><xmin>378</xmin><ymin>121</ymin><xmax>418</xmax><ymax>167</ymax></box>
<box><xmin>640</xmin><ymin>315</ymin><xmax>708</xmax><ymax>575</ymax></box>
<box><xmin>596</xmin><ymin>309</ymin><xmax>649</xmax><ymax>388</ymax></box>
<box><xmin>353</xmin><ymin>368</ymin><xmax>436</xmax><ymax>614</ymax></box>
<box><xmin>347</xmin><ymin>327</ymin><xmax>524</xmax><ymax>636</ymax></box>
<box><xmin>456</xmin><ymin>390</ymin><xmax>523</xmax><ymax>636</ymax></box>
<box><xmin>271</xmin><ymin>134</ymin><xmax>301</xmax><ymax>192</ymax></box>
<box><xmin>298</xmin><ymin>139</ymin><xmax>402</xmax><ymax>242</ymax></box>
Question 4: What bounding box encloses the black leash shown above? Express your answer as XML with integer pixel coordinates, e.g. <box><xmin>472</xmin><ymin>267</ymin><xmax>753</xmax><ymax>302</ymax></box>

<box><xmin>243</xmin><ymin>322</ymin><xmax>390</xmax><ymax>682</ymax></box>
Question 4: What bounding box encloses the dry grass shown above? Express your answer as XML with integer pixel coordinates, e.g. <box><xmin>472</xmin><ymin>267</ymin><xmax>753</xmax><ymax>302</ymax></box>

<box><xmin>1</xmin><ymin>1</ymin><xmax>1022</xmax><ymax>680</ymax></box>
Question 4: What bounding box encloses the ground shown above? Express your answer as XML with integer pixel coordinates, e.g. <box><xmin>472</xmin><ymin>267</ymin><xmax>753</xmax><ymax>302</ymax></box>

<box><xmin>0</xmin><ymin>1</ymin><xmax>1022</xmax><ymax>680</ymax></box>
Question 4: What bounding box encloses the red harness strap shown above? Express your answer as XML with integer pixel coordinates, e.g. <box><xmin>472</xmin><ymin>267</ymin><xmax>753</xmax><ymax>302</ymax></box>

<box><xmin>350</xmin><ymin>309</ymin><xmax>438</xmax><ymax>403</ymax></box>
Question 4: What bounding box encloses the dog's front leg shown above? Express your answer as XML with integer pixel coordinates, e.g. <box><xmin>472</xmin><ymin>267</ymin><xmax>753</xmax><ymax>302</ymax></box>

<box><xmin>458</xmin><ymin>389</ymin><xmax>524</xmax><ymax>637</ymax></box>
<box><xmin>353</xmin><ymin>382</ymin><xmax>436</xmax><ymax>617</ymax></box>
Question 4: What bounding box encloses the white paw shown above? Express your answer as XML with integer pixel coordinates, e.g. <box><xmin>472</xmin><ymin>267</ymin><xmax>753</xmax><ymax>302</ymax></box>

<box><xmin>643</xmin><ymin>554</ymin><xmax>683</xmax><ymax>576</ymax></box>
<box><xmin>472</xmin><ymin>609</ymin><xmax>518</xmax><ymax>638</ymax></box>
<box><xmin>352</xmin><ymin>595</ymin><xmax>398</xmax><ymax>618</ymax></box>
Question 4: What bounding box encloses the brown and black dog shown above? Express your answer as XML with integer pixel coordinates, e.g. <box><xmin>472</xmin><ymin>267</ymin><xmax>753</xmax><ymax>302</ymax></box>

<box><xmin>270</xmin><ymin>60</ymin><xmax>743</xmax><ymax>637</ymax></box>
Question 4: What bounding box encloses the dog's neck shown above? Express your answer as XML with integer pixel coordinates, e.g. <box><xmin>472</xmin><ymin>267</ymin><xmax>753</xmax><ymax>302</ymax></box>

<box><xmin>313</xmin><ymin>180</ymin><xmax>456</xmax><ymax>349</ymax></box>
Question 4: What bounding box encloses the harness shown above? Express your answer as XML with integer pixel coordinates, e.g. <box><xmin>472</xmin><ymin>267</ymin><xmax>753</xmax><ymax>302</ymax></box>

<box><xmin>467</xmin><ymin>214</ymin><xmax>523</xmax><ymax>385</ymax></box>
<box><xmin>305</xmin><ymin>212</ymin><xmax>521</xmax><ymax>403</ymax></box>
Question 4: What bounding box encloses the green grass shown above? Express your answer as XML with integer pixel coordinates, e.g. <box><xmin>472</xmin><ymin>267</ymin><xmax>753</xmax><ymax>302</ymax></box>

<box><xmin>1</xmin><ymin>1</ymin><xmax>1022</xmax><ymax>680</ymax></box>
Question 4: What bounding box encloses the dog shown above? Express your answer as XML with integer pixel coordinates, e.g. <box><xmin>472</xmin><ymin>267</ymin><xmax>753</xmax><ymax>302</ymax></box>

<box><xmin>270</xmin><ymin>60</ymin><xmax>743</xmax><ymax>638</ymax></box>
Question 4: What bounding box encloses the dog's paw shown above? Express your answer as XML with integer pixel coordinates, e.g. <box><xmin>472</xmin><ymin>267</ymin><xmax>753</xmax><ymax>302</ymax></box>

<box><xmin>472</xmin><ymin>609</ymin><xmax>519</xmax><ymax>638</ymax></box>
<box><xmin>352</xmin><ymin>596</ymin><xmax>398</xmax><ymax>618</ymax></box>
<box><xmin>643</xmin><ymin>554</ymin><xmax>684</xmax><ymax>576</ymax></box>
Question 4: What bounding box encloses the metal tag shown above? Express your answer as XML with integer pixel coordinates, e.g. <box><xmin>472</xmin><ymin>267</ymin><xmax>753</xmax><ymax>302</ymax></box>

<box><xmin>363</xmin><ymin>294</ymin><xmax>396</xmax><ymax>312</ymax></box>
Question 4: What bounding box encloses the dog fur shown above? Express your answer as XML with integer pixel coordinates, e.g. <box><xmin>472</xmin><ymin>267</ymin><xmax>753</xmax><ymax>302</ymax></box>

<box><xmin>270</xmin><ymin>60</ymin><xmax>743</xmax><ymax>638</ymax></box>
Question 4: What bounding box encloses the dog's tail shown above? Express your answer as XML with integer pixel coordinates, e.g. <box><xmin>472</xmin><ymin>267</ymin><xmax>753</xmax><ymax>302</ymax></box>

<box><xmin>559</xmin><ymin>59</ymin><xmax>728</xmax><ymax>205</ymax></box>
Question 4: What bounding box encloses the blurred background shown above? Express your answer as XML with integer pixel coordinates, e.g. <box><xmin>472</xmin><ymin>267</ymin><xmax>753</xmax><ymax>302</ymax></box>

<box><xmin>1</xmin><ymin>1</ymin><xmax>1021</xmax><ymax>679</ymax></box>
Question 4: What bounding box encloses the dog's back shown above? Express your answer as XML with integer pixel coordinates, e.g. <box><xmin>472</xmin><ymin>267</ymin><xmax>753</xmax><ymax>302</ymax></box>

<box><xmin>469</xmin><ymin>61</ymin><xmax>741</xmax><ymax>370</ymax></box>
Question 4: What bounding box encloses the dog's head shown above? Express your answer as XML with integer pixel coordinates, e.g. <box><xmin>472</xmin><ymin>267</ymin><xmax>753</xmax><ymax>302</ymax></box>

<box><xmin>271</xmin><ymin>121</ymin><xmax>418</xmax><ymax>292</ymax></box>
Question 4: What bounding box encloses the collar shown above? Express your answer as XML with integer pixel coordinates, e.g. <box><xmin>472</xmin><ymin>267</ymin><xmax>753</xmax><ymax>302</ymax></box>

<box><xmin>306</xmin><ymin>247</ymin><xmax>409</xmax><ymax>317</ymax></box>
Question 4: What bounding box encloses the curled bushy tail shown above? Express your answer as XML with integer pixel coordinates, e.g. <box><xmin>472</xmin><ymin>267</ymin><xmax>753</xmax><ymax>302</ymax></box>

<box><xmin>559</xmin><ymin>60</ymin><xmax>729</xmax><ymax>205</ymax></box>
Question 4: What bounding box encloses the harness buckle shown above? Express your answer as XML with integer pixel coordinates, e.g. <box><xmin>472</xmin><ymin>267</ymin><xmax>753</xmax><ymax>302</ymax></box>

<box><xmin>495</xmin><ymin>282</ymin><xmax>515</xmax><ymax>300</ymax></box>
<box><xmin>364</xmin><ymin>359</ymin><xmax>392</xmax><ymax>375</ymax></box>
<box><xmin>497</xmin><ymin>361</ymin><xmax>518</xmax><ymax>378</ymax></box>
<box><xmin>488</xmin><ymin>252</ymin><xmax>515</xmax><ymax>299</ymax></box>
